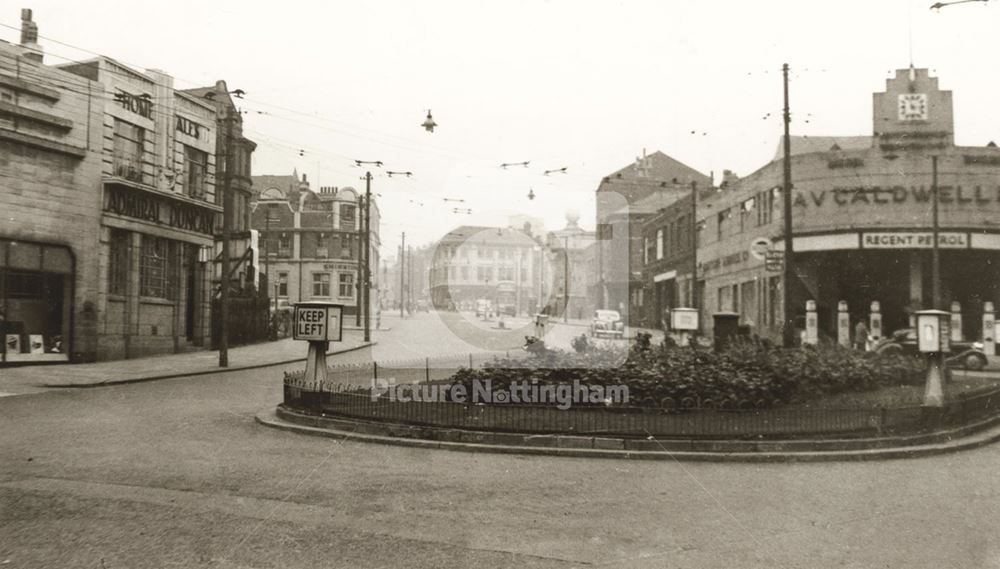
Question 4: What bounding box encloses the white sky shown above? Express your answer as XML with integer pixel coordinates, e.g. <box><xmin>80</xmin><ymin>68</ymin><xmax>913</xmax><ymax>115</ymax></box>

<box><xmin>4</xmin><ymin>0</ymin><xmax>1000</xmax><ymax>251</ymax></box>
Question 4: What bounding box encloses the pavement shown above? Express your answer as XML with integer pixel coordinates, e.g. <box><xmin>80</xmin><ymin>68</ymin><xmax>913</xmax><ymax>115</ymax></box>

<box><xmin>0</xmin><ymin>331</ymin><xmax>374</xmax><ymax>394</ymax></box>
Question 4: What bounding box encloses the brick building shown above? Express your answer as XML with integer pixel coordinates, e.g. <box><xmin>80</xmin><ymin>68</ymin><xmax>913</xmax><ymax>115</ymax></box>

<box><xmin>250</xmin><ymin>174</ymin><xmax>380</xmax><ymax>318</ymax></box>
<box><xmin>594</xmin><ymin>150</ymin><xmax>712</xmax><ymax>325</ymax></box>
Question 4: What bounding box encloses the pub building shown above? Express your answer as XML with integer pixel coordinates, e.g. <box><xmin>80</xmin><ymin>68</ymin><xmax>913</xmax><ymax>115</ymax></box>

<box><xmin>0</xmin><ymin>11</ymin><xmax>257</xmax><ymax>364</ymax></box>
<box><xmin>56</xmin><ymin>56</ymin><xmax>224</xmax><ymax>359</ymax></box>
<box><xmin>695</xmin><ymin>66</ymin><xmax>1000</xmax><ymax>341</ymax></box>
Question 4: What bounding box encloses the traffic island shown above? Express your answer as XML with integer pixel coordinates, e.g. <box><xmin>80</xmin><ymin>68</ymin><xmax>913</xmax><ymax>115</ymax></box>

<box><xmin>262</xmin><ymin>328</ymin><xmax>1000</xmax><ymax>461</ymax></box>
<box><xmin>256</xmin><ymin>404</ymin><xmax>1000</xmax><ymax>462</ymax></box>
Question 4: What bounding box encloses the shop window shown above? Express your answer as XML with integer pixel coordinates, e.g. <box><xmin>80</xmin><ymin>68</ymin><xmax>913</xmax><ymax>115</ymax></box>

<box><xmin>113</xmin><ymin>119</ymin><xmax>146</xmax><ymax>183</ymax></box>
<box><xmin>338</xmin><ymin>273</ymin><xmax>354</xmax><ymax>298</ymax></box>
<box><xmin>277</xmin><ymin>272</ymin><xmax>288</xmax><ymax>297</ymax></box>
<box><xmin>139</xmin><ymin>235</ymin><xmax>176</xmax><ymax>299</ymax></box>
<box><xmin>312</xmin><ymin>273</ymin><xmax>331</xmax><ymax>297</ymax></box>
<box><xmin>2</xmin><ymin>240</ymin><xmax>73</xmax><ymax>363</ymax></box>
<box><xmin>108</xmin><ymin>229</ymin><xmax>129</xmax><ymax>296</ymax></box>
<box><xmin>184</xmin><ymin>145</ymin><xmax>208</xmax><ymax>198</ymax></box>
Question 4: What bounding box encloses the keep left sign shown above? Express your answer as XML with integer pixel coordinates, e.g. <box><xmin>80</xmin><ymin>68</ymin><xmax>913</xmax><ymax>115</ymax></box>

<box><xmin>294</xmin><ymin>303</ymin><xmax>343</xmax><ymax>342</ymax></box>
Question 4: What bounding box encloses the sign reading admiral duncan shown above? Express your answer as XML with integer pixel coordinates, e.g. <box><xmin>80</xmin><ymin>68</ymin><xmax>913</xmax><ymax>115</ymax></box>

<box><xmin>793</xmin><ymin>185</ymin><xmax>1000</xmax><ymax>208</ymax></box>
<box><xmin>104</xmin><ymin>186</ymin><xmax>216</xmax><ymax>235</ymax></box>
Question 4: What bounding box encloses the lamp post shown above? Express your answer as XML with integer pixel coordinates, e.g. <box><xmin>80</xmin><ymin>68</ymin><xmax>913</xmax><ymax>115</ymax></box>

<box><xmin>562</xmin><ymin>235</ymin><xmax>570</xmax><ymax>323</ymax></box>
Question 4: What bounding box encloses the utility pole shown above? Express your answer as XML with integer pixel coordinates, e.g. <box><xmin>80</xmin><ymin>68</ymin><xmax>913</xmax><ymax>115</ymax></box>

<box><xmin>400</xmin><ymin>232</ymin><xmax>405</xmax><ymax>318</ymax></box>
<box><xmin>363</xmin><ymin>171</ymin><xmax>372</xmax><ymax>342</ymax></box>
<box><xmin>690</xmin><ymin>180</ymin><xmax>698</xmax><ymax>310</ymax></box>
<box><xmin>216</xmin><ymin>82</ymin><xmax>233</xmax><ymax>368</ymax></box>
<box><xmin>931</xmin><ymin>155</ymin><xmax>941</xmax><ymax>310</ymax></box>
<box><xmin>355</xmin><ymin>193</ymin><xmax>363</xmax><ymax>327</ymax></box>
<box><xmin>408</xmin><ymin>245</ymin><xmax>414</xmax><ymax>314</ymax></box>
<box><xmin>781</xmin><ymin>62</ymin><xmax>796</xmax><ymax>349</ymax></box>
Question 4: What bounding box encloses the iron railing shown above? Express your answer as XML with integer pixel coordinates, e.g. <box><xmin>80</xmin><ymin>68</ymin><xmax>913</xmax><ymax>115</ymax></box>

<box><xmin>282</xmin><ymin>355</ymin><xmax>1000</xmax><ymax>439</ymax></box>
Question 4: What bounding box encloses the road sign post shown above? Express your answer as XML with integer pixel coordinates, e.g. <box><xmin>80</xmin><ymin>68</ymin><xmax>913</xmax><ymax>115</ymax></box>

<box><xmin>294</xmin><ymin>302</ymin><xmax>345</xmax><ymax>384</ymax></box>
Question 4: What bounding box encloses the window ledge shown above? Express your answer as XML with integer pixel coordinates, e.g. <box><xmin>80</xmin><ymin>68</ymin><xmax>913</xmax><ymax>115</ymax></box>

<box><xmin>139</xmin><ymin>296</ymin><xmax>175</xmax><ymax>306</ymax></box>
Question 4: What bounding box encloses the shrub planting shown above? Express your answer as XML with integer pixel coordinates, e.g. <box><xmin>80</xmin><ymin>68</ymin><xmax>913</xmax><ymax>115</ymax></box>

<box><xmin>447</xmin><ymin>335</ymin><xmax>926</xmax><ymax>410</ymax></box>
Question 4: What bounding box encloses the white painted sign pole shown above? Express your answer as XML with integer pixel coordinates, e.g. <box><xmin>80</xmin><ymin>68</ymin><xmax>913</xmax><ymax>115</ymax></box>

<box><xmin>870</xmin><ymin>301</ymin><xmax>882</xmax><ymax>347</ymax></box>
<box><xmin>837</xmin><ymin>300</ymin><xmax>850</xmax><ymax>348</ymax></box>
<box><xmin>950</xmin><ymin>301</ymin><xmax>963</xmax><ymax>343</ymax></box>
<box><xmin>804</xmin><ymin>300</ymin><xmax>819</xmax><ymax>346</ymax></box>
<box><xmin>983</xmin><ymin>301</ymin><xmax>996</xmax><ymax>357</ymax></box>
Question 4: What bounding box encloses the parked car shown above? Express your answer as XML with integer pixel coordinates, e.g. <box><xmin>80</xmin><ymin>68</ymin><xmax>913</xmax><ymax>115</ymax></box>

<box><xmin>590</xmin><ymin>310</ymin><xmax>625</xmax><ymax>338</ymax></box>
<box><xmin>872</xmin><ymin>328</ymin><xmax>988</xmax><ymax>370</ymax></box>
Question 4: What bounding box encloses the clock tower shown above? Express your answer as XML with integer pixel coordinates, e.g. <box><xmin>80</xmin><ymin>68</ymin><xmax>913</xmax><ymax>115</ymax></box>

<box><xmin>872</xmin><ymin>66</ymin><xmax>954</xmax><ymax>151</ymax></box>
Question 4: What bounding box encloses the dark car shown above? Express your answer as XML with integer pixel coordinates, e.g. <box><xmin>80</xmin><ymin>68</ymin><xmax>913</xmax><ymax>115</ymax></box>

<box><xmin>872</xmin><ymin>328</ymin><xmax>988</xmax><ymax>371</ymax></box>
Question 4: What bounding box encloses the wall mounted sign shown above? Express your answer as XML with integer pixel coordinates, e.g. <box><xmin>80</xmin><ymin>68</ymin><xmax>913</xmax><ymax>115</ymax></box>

<box><xmin>175</xmin><ymin>115</ymin><xmax>203</xmax><ymax>139</ymax></box>
<box><xmin>104</xmin><ymin>185</ymin><xmax>216</xmax><ymax>236</ymax></box>
<box><xmin>113</xmin><ymin>89</ymin><xmax>152</xmax><ymax>119</ymax></box>
<box><xmin>793</xmin><ymin>186</ymin><xmax>998</xmax><ymax>209</ymax></box>
<box><xmin>861</xmin><ymin>232</ymin><xmax>968</xmax><ymax>249</ymax></box>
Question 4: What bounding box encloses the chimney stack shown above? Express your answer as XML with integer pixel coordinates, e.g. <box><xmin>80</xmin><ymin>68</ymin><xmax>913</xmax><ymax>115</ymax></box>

<box><xmin>19</xmin><ymin>9</ymin><xmax>43</xmax><ymax>63</ymax></box>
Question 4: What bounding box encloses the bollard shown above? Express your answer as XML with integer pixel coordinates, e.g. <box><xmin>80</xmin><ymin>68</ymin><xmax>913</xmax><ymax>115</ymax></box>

<box><xmin>950</xmin><ymin>301</ymin><xmax>963</xmax><ymax>343</ymax></box>
<box><xmin>916</xmin><ymin>309</ymin><xmax>950</xmax><ymax>407</ymax></box>
<box><xmin>837</xmin><ymin>300</ymin><xmax>850</xmax><ymax>348</ymax></box>
<box><xmin>804</xmin><ymin>300</ymin><xmax>819</xmax><ymax>345</ymax></box>
<box><xmin>870</xmin><ymin>301</ymin><xmax>882</xmax><ymax>346</ymax></box>
<box><xmin>984</xmin><ymin>302</ymin><xmax>996</xmax><ymax>357</ymax></box>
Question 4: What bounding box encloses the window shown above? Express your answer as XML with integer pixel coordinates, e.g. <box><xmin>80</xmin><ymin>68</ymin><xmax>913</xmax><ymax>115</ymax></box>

<box><xmin>113</xmin><ymin>119</ymin><xmax>145</xmax><ymax>183</ymax></box>
<box><xmin>139</xmin><ymin>235</ymin><xmax>175</xmax><ymax>299</ymax></box>
<box><xmin>339</xmin><ymin>204</ymin><xmax>356</xmax><ymax>230</ymax></box>
<box><xmin>341</xmin><ymin>234</ymin><xmax>354</xmax><ymax>259</ymax></box>
<box><xmin>717</xmin><ymin>209</ymin><xmax>730</xmax><ymax>240</ymax></box>
<box><xmin>184</xmin><ymin>145</ymin><xmax>208</xmax><ymax>198</ymax></box>
<box><xmin>461</xmin><ymin>266</ymin><xmax>469</xmax><ymax>281</ymax></box>
<box><xmin>316</xmin><ymin>233</ymin><xmax>328</xmax><ymax>259</ymax></box>
<box><xmin>656</xmin><ymin>229</ymin><xmax>664</xmax><ymax>260</ymax></box>
<box><xmin>277</xmin><ymin>233</ymin><xmax>292</xmax><ymax>257</ymax></box>
<box><xmin>338</xmin><ymin>273</ymin><xmax>354</xmax><ymax>297</ymax></box>
<box><xmin>277</xmin><ymin>272</ymin><xmax>288</xmax><ymax>297</ymax></box>
<box><xmin>108</xmin><ymin>229</ymin><xmax>129</xmax><ymax>295</ymax></box>
<box><xmin>312</xmin><ymin>273</ymin><xmax>331</xmax><ymax>297</ymax></box>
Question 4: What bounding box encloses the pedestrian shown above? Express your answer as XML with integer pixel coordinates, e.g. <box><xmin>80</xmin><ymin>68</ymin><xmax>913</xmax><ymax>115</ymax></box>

<box><xmin>854</xmin><ymin>319</ymin><xmax>869</xmax><ymax>351</ymax></box>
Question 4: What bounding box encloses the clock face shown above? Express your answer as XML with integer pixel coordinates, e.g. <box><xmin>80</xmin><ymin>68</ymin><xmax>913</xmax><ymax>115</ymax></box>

<box><xmin>898</xmin><ymin>93</ymin><xmax>928</xmax><ymax>121</ymax></box>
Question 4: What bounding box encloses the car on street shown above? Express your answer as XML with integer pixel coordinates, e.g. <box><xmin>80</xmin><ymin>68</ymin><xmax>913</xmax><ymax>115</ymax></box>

<box><xmin>590</xmin><ymin>309</ymin><xmax>625</xmax><ymax>338</ymax></box>
<box><xmin>872</xmin><ymin>327</ymin><xmax>988</xmax><ymax>370</ymax></box>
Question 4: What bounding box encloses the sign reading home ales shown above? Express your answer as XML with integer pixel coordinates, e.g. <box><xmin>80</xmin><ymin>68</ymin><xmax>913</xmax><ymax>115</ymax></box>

<box><xmin>293</xmin><ymin>302</ymin><xmax>344</xmax><ymax>342</ymax></box>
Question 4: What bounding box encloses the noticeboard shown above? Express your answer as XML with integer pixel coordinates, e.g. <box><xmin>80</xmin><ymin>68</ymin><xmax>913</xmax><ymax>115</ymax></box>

<box><xmin>670</xmin><ymin>308</ymin><xmax>699</xmax><ymax>331</ymax></box>
<box><xmin>293</xmin><ymin>303</ymin><xmax>344</xmax><ymax>342</ymax></box>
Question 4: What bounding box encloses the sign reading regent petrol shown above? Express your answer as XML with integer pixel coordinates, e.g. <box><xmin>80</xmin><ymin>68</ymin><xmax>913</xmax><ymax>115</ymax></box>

<box><xmin>293</xmin><ymin>302</ymin><xmax>344</xmax><ymax>342</ymax></box>
<box><xmin>861</xmin><ymin>232</ymin><xmax>968</xmax><ymax>249</ymax></box>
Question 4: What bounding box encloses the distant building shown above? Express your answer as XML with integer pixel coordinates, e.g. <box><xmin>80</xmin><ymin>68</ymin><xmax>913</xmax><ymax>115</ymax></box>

<box><xmin>545</xmin><ymin>212</ymin><xmax>596</xmax><ymax>320</ymax></box>
<box><xmin>429</xmin><ymin>226</ymin><xmax>541</xmax><ymax>314</ymax></box>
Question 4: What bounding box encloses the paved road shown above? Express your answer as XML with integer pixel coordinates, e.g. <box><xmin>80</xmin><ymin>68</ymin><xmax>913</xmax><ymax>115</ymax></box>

<box><xmin>2</xmin><ymin>314</ymin><xmax>1000</xmax><ymax>568</ymax></box>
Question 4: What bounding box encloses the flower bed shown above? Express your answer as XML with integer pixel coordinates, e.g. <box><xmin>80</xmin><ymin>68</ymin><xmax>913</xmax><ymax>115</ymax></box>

<box><xmin>447</xmin><ymin>336</ymin><xmax>926</xmax><ymax>411</ymax></box>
